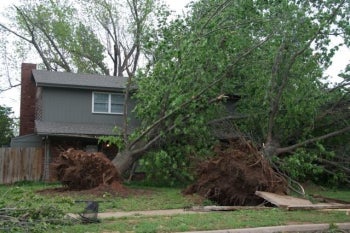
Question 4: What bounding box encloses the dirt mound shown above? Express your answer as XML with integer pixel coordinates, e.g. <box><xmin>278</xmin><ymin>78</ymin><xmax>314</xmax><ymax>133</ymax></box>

<box><xmin>51</xmin><ymin>148</ymin><xmax>122</xmax><ymax>190</ymax></box>
<box><xmin>183</xmin><ymin>139</ymin><xmax>287</xmax><ymax>206</ymax></box>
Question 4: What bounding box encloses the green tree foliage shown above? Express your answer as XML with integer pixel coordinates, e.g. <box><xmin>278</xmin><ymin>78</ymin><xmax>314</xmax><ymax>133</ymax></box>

<box><xmin>111</xmin><ymin>0</ymin><xmax>271</xmax><ymax>180</ymax></box>
<box><xmin>0</xmin><ymin>106</ymin><xmax>15</xmax><ymax>146</ymax></box>
<box><xmin>132</xmin><ymin>0</ymin><xmax>350</xmax><ymax>185</ymax></box>
<box><xmin>128</xmin><ymin>0</ymin><xmax>275</xmax><ymax>183</ymax></box>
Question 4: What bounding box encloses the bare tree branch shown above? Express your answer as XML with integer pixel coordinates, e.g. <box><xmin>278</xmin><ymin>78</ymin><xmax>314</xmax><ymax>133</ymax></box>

<box><xmin>0</xmin><ymin>23</ymin><xmax>31</xmax><ymax>43</ymax></box>
<box><xmin>0</xmin><ymin>83</ymin><xmax>20</xmax><ymax>93</ymax></box>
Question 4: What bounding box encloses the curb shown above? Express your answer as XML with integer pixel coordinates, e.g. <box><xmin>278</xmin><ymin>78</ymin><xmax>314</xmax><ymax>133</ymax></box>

<box><xmin>177</xmin><ymin>222</ymin><xmax>350</xmax><ymax>233</ymax></box>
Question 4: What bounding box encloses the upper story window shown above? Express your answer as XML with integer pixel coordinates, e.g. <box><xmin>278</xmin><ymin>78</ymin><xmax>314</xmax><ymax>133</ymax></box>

<box><xmin>92</xmin><ymin>92</ymin><xmax>124</xmax><ymax>114</ymax></box>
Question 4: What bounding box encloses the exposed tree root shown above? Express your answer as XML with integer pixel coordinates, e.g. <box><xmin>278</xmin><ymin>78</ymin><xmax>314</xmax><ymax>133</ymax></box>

<box><xmin>183</xmin><ymin>139</ymin><xmax>288</xmax><ymax>206</ymax></box>
<box><xmin>51</xmin><ymin>148</ymin><xmax>122</xmax><ymax>190</ymax></box>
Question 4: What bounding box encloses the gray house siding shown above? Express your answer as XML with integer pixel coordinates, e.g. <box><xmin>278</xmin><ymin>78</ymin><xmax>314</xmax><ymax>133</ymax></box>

<box><xmin>41</xmin><ymin>87</ymin><xmax>137</xmax><ymax>127</ymax></box>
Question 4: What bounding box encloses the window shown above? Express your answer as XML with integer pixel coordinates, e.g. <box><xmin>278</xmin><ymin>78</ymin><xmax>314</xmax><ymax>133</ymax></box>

<box><xmin>92</xmin><ymin>92</ymin><xmax>124</xmax><ymax>114</ymax></box>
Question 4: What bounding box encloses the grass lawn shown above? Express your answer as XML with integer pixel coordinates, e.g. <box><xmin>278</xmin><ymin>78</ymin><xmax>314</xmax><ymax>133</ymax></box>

<box><xmin>0</xmin><ymin>181</ymin><xmax>349</xmax><ymax>232</ymax></box>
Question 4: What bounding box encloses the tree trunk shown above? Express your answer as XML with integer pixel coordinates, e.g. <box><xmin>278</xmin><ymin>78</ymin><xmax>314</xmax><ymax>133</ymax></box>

<box><xmin>111</xmin><ymin>150</ymin><xmax>136</xmax><ymax>175</ymax></box>
<box><xmin>263</xmin><ymin>140</ymin><xmax>280</xmax><ymax>158</ymax></box>
<box><xmin>111</xmin><ymin>143</ymin><xmax>147</xmax><ymax>175</ymax></box>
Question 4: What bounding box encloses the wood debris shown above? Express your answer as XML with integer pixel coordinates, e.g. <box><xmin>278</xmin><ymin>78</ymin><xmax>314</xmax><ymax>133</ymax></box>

<box><xmin>255</xmin><ymin>191</ymin><xmax>312</xmax><ymax>206</ymax></box>
<box><xmin>255</xmin><ymin>191</ymin><xmax>350</xmax><ymax>211</ymax></box>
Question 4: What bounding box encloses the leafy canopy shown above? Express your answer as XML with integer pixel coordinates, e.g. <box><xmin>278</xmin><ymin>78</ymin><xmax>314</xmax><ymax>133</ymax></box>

<box><xmin>133</xmin><ymin>0</ymin><xmax>350</xmax><ymax>185</ymax></box>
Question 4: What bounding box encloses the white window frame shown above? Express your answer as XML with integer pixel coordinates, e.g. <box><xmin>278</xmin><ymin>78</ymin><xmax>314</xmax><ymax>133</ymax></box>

<box><xmin>92</xmin><ymin>92</ymin><xmax>124</xmax><ymax>115</ymax></box>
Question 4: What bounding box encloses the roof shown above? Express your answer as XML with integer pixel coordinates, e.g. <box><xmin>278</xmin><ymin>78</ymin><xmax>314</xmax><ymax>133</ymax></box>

<box><xmin>10</xmin><ymin>134</ymin><xmax>43</xmax><ymax>148</ymax></box>
<box><xmin>35</xmin><ymin>120</ymin><xmax>119</xmax><ymax>137</ymax></box>
<box><xmin>32</xmin><ymin>70</ymin><xmax>128</xmax><ymax>91</ymax></box>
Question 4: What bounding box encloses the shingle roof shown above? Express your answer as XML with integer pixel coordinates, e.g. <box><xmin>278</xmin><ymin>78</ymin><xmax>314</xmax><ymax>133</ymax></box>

<box><xmin>35</xmin><ymin>120</ymin><xmax>119</xmax><ymax>137</ymax></box>
<box><xmin>32</xmin><ymin>70</ymin><xmax>128</xmax><ymax>91</ymax></box>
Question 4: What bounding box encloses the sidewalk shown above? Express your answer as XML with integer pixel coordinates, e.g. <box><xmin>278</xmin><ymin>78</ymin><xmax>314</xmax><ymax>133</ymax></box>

<box><xmin>68</xmin><ymin>209</ymin><xmax>350</xmax><ymax>233</ymax></box>
<box><xmin>97</xmin><ymin>209</ymin><xmax>206</xmax><ymax>218</ymax></box>
<box><xmin>67</xmin><ymin>208</ymin><xmax>207</xmax><ymax>220</ymax></box>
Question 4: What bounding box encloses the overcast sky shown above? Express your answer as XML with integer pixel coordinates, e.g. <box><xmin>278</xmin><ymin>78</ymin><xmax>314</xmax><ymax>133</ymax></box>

<box><xmin>167</xmin><ymin>0</ymin><xmax>191</xmax><ymax>12</ymax></box>
<box><xmin>0</xmin><ymin>0</ymin><xmax>348</xmax><ymax>118</ymax></box>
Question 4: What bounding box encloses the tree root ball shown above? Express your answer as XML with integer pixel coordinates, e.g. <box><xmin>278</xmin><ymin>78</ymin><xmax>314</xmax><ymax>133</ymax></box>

<box><xmin>51</xmin><ymin>148</ymin><xmax>122</xmax><ymax>190</ymax></box>
<box><xmin>183</xmin><ymin>139</ymin><xmax>288</xmax><ymax>206</ymax></box>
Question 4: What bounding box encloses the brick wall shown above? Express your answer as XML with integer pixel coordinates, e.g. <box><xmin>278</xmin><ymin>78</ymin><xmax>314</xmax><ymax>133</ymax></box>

<box><xmin>19</xmin><ymin>63</ymin><xmax>37</xmax><ymax>136</ymax></box>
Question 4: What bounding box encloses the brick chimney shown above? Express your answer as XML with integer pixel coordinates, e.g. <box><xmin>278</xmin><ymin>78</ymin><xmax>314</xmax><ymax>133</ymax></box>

<box><xmin>19</xmin><ymin>63</ymin><xmax>37</xmax><ymax>136</ymax></box>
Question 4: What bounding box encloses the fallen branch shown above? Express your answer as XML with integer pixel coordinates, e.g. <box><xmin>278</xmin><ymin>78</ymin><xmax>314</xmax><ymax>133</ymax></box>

<box><xmin>0</xmin><ymin>206</ymin><xmax>72</xmax><ymax>232</ymax></box>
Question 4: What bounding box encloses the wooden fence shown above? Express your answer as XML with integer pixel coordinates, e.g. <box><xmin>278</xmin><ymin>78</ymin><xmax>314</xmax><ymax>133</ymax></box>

<box><xmin>0</xmin><ymin>147</ymin><xmax>43</xmax><ymax>184</ymax></box>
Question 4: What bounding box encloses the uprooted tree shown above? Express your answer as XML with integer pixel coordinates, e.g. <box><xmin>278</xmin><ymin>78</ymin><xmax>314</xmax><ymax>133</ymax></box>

<box><xmin>51</xmin><ymin>148</ymin><xmax>122</xmax><ymax>190</ymax></box>
<box><xmin>1</xmin><ymin>0</ymin><xmax>350</xmax><ymax>189</ymax></box>
<box><xmin>110</xmin><ymin>0</ymin><xmax>350</xmax><ymax>185</ymax></box>
<box><xmin>183</xmin><ymin>139</ymin><xmax>288</xmax><ymax>205</ymax></box>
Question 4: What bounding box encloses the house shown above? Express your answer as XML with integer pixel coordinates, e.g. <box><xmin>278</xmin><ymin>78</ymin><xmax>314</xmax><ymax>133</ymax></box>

<box><xmin>11</xmin><ymin>63</ymin><xmax>138</xmax><ymax>180</ymax></box>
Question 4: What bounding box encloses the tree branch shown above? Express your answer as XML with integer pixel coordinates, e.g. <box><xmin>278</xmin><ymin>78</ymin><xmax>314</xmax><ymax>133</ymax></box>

<box><xmin>276</xmin><ymin>126</ymin><xmax>350</xmax><ymax>155</ymax></box>
<box><xmin>0</xmin><ymin>23</ymin><xmax>32</xmax><ymax>43</ymax></box>
<box><xmin>0</xmin><ymin>83</ymin><xmax>21</xmax><ymax>93</ymax></box>
<box><xmin>329</xmin><ymin>80</ymin><xmax>350</xmax><ymax>92</ymax></box>
<box><xmin>200</xmin><ymin>0</ymin><xmax>232</xmax><ymax>33</ymax></box>
<box><xmin>318</xmin><ymin>158</ymin><xmax>350</xmax><ymax>175</ymax></box>
<box><xmin>15</xmin><ymin>6</ymin><xmax>52</xmax><ymax>70</ymax></box>
<box><xmin>208</xmin><ymin>114</ymin><xmax>249</xmax><ymax>124</ymax></box>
